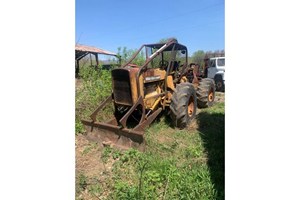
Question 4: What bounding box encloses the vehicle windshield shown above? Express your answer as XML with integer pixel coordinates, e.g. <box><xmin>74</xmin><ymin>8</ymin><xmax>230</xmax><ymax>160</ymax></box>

<box><xmin>217</xmin><ymin>58</ymin><xmax>225</xmax><ymax>66</ymax></box>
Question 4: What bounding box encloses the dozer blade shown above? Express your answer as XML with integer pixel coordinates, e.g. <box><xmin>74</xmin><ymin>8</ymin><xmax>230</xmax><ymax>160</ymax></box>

<box><xmin>81</xmin><ymin>118</ymin><xmax>146</xmax><ymax>151</ymax></box>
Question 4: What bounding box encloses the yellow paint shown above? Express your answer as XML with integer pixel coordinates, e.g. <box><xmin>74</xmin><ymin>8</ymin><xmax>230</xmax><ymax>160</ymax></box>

<box><xmin>150</xmin><ymin>96</ymin><xmax>161</xmax><ymax>110</ymax></box>
<box><xmin>180</xmin><ymin>76</ymin><xmax>187</xmax><ymax>83</ymax></box>
<box><xmin>167</xmin><ymin>75</ymin><xmax>175</xmax><ymax>91</ymax></box>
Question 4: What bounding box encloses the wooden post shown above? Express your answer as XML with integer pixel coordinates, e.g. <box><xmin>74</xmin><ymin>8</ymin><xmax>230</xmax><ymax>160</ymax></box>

<box><xmin>95</xmin><ymin>53</ymin><xmax>99</xmax><ymax>69</ymax></box>
<box><xmin>75</xmin><ymin>59</ymin><xmax>80</xmax><ymax>78</ymax></box>
<box><xmin>90</xmin><ymin>53</ymin><xmax>92</xmax><ymax>66</ymax></box>
<box><xmin>118</xmin><ymin>55</ymin><xmax>121</xmax><ymax>66</ymax></box>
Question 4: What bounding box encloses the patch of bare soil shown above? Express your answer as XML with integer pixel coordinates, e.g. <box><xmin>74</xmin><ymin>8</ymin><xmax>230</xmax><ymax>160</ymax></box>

<box><xmin>187</xmin><ymin>118</ymin><xmax>199</xmax><ymax>131</ymax></box>
<box><xmin>76</xmin><ymin>135</ymin><xmax>104</xmax><ymax>177</ymax></box>
<box><xmin>75</xmin><ymin>78</ymin><xmax>83</xmax><ymax>91</ymax></box>
<box><xmin>76</xmin><ymin>134</ymin><xmax>115</xmax><ymax>200</ymax></box>
<box><xmin>215</xmin><ymin>92</ymin><xmax>225</xmax><ymax>103</ymax></box>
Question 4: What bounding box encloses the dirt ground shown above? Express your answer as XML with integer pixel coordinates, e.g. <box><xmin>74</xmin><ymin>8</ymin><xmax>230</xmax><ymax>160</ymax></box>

<box><xmin>215</xmin><ymin>91</ymin><xmax>225</xmax><ymax>103</ymax></box>
<box><xmin>76</xmin><ymin>134</ymin><xmax>115</xmax><ymax>199</ymax></box>
<box><xmin>75</xmin><ymin>78</ymin><xmax>83</xmax><ymax>91</ymax></box>
<box><xmin>76</xmin><ymin>135</ymin><xmax>104</xmax><ymax>177</ymax></box>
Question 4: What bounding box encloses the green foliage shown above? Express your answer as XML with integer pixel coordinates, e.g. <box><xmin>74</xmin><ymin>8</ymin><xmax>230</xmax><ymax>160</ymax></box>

<box><xmin>112</xmin><ymin>149</ymin><xmax>121</xmax><ymax>160</ymax></box>
<box><xmin>75</xmin><ymin>118</ymin><xmax>84</xmax><ymax>134</ymax></box>
<box><xmin>196</xmin><ymin>102</ymin><xmax>225</xmax><ymax>200</ymax></box>
<box><xmin>113</xmin><ymin>181</ymin><xmax>139</xmax><ymax>199</ymax></box>
<box><xmin>104</xmin><ymin>101</ymin><xmax>225</xmax><ymax>200</ymax></box>
<box><xmin>101</xmin><ymin>146</ymin><xmax>113</xmax><ymax>163</ymax></box>
<box><xmin>82</xmin><ymin>142</ymin><xmax>98</xmax><ymax>155</ymax></box>
<box><xmin>117</xmin><ymin>47</ymin><xmax>146</xmax><ymax>66</ymax></box>
<box><xmin>88</xmin><ymin>183</ymin><xmax>102</xmax><ymax>197</ymax></box>
<box><xmin>158</xmin><ymin>37</ymin><xmax>177</xmax><ymax>43</ymax></box>
<box><xmin>76</xmin><ymin>173</ymin><xmax>88</xmax><ymax>193</ymax></box>
<box><xmin>192</xmin><ymin>50</ymin><xmax>205</xmax><ymax>65</ymax></box>
<box><xmin>109</xmin><ymin>149</ymin><xmax>217</xmax><ymax>200</ymax></box>
<box><xmin>75</xmin><ymin>66</ymin><xmax>113</xmax><ymax>134</ymax></box>
<box><xmin>191</xmin><ymin>49</ymin><xmax>225</xmax><ymax>66</ymax></box>
<box><xmin>185</xmin><ymin>145</ymin><xmax>201</xmax><ymax>158</ymax></box>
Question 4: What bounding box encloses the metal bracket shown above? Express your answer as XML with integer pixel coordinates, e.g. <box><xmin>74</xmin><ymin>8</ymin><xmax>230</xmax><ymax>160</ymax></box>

<box><xmin>90</xmin><ymin>94</ymin><xmax>112</xmax><ymax>122</ymax></box>
<box><xmin>119</xmin><ymin>96</ymin><xmax>145</xmax><ymax>128</ymax></box>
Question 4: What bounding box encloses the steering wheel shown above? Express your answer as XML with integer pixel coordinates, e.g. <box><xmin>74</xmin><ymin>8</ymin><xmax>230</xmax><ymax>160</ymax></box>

<box><xmin>159</xmin><ymin>60</ymin><xmax>169</xmax><ymax>69</ymax></box>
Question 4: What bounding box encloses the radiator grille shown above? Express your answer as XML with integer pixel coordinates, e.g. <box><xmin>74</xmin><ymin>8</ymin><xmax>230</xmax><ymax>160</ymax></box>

<box><xmin>112</xmin><ymin>69</ymin><xmax>132</xmax><ymax>106</ymax></box>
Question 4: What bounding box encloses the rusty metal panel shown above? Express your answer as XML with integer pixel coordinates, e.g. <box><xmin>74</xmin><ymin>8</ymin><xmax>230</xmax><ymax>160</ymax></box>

<box><xmin>128</xmin><ymin>68</ymin><xmax>139</xmax><ymax>104</ymax></box>
<box><xmin>143</xmin><ymin>68</ymin><xmax>166</xmax><ymax>81</ymax></box>
<box><xmin>112</xmin><ymin>69</ymin><xmax>132</xmax><ymax>106</ymax></box>
<box><xmin>75</xmin><ymin>44</ymin><xmax>117</xmax><ymax>56</ymax></box>
<box><xmin>81</xmin><ymin>119</ymin><xmax>145</xmax><ymax>151</ymax></box>
<box><xmin>166</xmin><ymin>75</ymin><xmax>175</xmax><ymax>91</ymax></box>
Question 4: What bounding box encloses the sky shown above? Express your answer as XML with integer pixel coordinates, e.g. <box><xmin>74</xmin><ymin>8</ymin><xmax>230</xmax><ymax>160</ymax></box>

<box><xmin>76</xmin><ymin>0</ymin><xmax>224</xmax><ymax>55</ymax></box>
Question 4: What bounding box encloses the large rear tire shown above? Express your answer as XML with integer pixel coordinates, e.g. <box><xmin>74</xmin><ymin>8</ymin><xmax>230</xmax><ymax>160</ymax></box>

<box><xmin>197</xmin><ymin>78</ymin><xmax>215</xmax><ymax>108</ymax></box>
<box><xmin>170</xmin><ymin>82</ymin><xmax>197</xmax><ymax>129</ymax></box>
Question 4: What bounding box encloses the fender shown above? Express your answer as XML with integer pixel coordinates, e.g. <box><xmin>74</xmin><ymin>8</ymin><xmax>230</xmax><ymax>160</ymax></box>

<box><xmin>214</xmin><ymin>71</ymin><xmax>225</xmax><ymax>83</ymax></box>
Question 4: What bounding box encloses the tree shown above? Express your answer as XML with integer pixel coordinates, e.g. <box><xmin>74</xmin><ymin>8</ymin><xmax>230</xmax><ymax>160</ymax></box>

<box><xmin>158</xmin><ymin>37</ymin><xmax>177</xmax><ymax>43</ymax></box>
<box><xmin>157</xmin><ymin>37</ymin><xmax>182</xmax><ymax>64</ymax></box>
<box><xmin>117</xmin><ymin>47</ymin><xmax>146</xmax><ymax>66</ymax></box>
<box><xmin>191</xmin><ymin>50</ymin><xmax>205</xmax><ymax>65</ymax></box>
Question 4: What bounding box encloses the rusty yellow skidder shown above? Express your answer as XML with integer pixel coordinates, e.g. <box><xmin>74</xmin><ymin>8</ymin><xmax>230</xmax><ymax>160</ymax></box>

<box><xmin>81</xmin><ymin>39</ymin><xmax>215</xmax><ymax>150</ymax></box>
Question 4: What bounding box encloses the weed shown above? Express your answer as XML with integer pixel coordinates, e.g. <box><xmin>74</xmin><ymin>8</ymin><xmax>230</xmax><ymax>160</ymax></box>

<box><xmin>88</xmin><ymin>183</ymin><xmax>102</xmax><ymax>197</ymax></box>
<box><xmin>185</xmin><ymin>145</ymin><xmax>201</xmax><ymax>158</ymax></box>
<box><xmin>75</xmin><ymin>67</ymin><xmax>113</xmax><ymax>134</ymax></box>
<box><xmin>112</xmin><ymin>149</ymin><xmax>122</xmax><ymax>160</ymax></box>
<box><xmin>106</xmin><ymin>101</ymin><xmax>224</xmax><ymax>200</ymax></box>
<box><xmin>82</xmin><ymin>142</ymin><xmax>98</xmax><ymax>155</ymax></box>
<box><xmin>76</xmin><ymin>173</ymin><xmax>88</xmax><ymax>193</ymax></box>
<box><xmin>75</xmin><ymin>119</ymin><xmax>84</xmax><ymax>134</ymax></box>
<box><xmin>101</xmin><ymin>146</ymin><xmax>112</xmax><ymax>163</ymax></box>
<box><xmin>113</xmin><ymin>181</ymin><xmax>139</xmax><ymax>199</ymax></box>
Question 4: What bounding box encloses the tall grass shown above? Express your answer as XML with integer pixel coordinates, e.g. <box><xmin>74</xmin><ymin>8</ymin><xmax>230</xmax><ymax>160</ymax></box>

<box><xmin>107</xmin><ymin>148</ymin><xmax>217</xmax><ymax>199</ymax></box>
<box><xmin>75</xmin><ymin>66</ymin><xmax>113</xmax><ymax>133</ymax></box>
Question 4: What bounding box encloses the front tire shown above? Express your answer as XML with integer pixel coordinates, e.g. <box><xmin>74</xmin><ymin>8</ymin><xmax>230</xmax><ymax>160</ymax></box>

<box><xmin>170</xmin><ymin>82</ymin><xmax>197</xmax><ymax>129</ymax></box>
<box><xmin>197</xmin><ymin>78</ymin><xmax>215</xmax><ymax>108</ymax></box>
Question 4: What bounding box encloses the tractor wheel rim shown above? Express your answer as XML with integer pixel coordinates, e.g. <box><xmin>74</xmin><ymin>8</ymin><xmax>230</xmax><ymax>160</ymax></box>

<box><xmin>208</xmin><ymin>90</ymin><xmax>214</xmax><ymax>101</ymax></box>
<box><xmin>188</xmin><ymin>96</ymin><xmax>194</xmax><ymax>117</ymax></box>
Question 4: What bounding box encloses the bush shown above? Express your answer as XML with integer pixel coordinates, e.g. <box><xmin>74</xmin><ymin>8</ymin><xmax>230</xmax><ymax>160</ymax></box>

<box><xmin>75</xmin><ymin>66</ymin><xmax>113</xmax><ymax>134</ymax></box>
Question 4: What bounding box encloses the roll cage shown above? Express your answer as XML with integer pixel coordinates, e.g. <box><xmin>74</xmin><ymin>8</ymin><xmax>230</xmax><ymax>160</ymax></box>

<box><xmin>122</xmin><ymin>39</ymin><xmax>188</xmax><ymax>74</ymax></box>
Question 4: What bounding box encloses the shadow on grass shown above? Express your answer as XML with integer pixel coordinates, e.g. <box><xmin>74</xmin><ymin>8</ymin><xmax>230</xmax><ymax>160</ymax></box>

<box><xmin>196</xmin><ymin>111</ymin><xmax>225</xmax><ymax>200</ymax></box>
